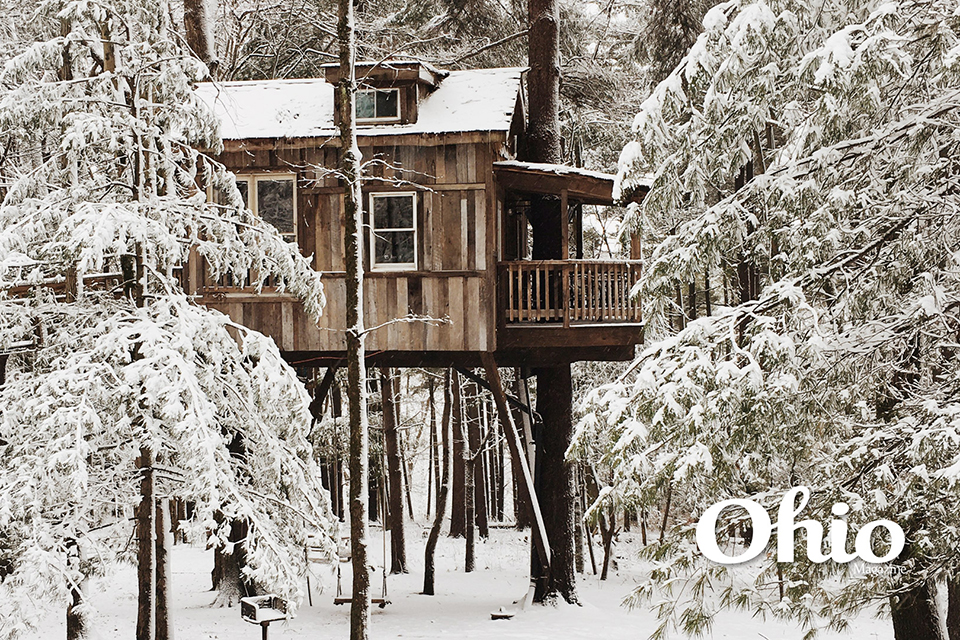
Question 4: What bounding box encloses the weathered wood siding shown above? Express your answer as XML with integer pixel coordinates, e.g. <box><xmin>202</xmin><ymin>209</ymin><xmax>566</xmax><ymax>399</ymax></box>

<box><xmin>205</xmin><ymin>133</ymin><xmax>507</xmax><ymax>355</ymax></box>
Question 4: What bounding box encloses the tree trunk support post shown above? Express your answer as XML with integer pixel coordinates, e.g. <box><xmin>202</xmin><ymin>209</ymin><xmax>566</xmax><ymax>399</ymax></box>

<box><xmin>480</xmin><ymin>353</ymin><xmax>551</xmax><ymax>573</ymax></box>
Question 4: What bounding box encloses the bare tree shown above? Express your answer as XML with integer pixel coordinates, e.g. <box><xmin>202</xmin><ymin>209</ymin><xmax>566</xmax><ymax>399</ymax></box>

<box><xmin>381</xmin><ymin>368</ymin><xmax>407</xmax><ymax>574</ymax></box>
<box><xmin>337</xmin><ymin>0</ymin><xmax>370</xmax><ymax>634</ymax></box>
<box><xmin>184</xmin><ymin>0</ymin><xmax>219</xmax><ymax>76</ymax></box>
<box><xmin>423</xmin><ymin>370</ymin><xmax>453</xmax><ymax>595</ymax></box>
<box><xmin>464</xmin><ymin>381</ymin><xmax>476</xmax><ymax>573</ymax></box>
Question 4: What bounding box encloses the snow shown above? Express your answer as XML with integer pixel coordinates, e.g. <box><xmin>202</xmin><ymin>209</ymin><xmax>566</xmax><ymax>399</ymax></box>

<box><xmin>19</xmin><ymin>527</ymin><xmax>894</xmax><ymax>640</ymax></box>
<box><xmin>494</xmin><ymin>160</ymin><xmax>619</xmax><ymax>183</ymax></box>
<box><xmin>195</xmin><ymin>68</ymin><xmax>525</xmax><ymax>140</ymax></box>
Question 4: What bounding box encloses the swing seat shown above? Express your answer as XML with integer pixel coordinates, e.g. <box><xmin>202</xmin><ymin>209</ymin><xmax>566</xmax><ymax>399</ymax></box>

<box><xmin>334</xmin><ymin>597</ymin><xmax>390</xmax><ymax>608</ymax></box>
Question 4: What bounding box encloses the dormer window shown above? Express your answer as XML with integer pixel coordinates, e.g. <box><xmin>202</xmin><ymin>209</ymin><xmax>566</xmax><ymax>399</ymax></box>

<box><xmin>357</xmin><ymin>88</ymin><xmax>400</xmax><ymax>121</ymax></box>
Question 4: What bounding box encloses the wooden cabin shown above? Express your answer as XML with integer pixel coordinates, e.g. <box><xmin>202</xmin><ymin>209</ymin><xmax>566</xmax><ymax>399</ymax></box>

<box><xmin>192</xmin><ymin>61</ymin><xmax>646</xmax><ymax>368</ymax></box>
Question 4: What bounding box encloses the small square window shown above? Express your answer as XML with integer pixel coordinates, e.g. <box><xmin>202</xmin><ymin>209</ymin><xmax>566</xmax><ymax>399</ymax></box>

<box><xmin>357</xmin><ymin>88</ymin><xmax>400</xmax><ymax>121</ymax></box>
<box><xmin>370</xmin><ymin>192</ymin><xmax>416</xmax><ymax>270</ymax></box>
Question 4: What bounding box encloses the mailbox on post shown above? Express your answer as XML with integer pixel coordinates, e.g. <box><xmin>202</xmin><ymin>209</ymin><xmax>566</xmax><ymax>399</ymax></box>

<box><xmin>240</xmin><ymin>595</ymin><xmax>288</xmax><ymax>639</ymax></box>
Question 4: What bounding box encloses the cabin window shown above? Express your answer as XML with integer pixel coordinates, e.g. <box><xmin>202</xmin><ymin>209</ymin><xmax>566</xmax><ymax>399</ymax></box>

<box><xmin>357</xmin><ymin>88</ymin><xmax>400</xmax><ymax>121</ymax></box>
<box><xmin>370</xmin><ymin>192</ymin><xmax>416</xmax><ymax>270</ymax></box>
<box><xmin>234</xmin><ymin>174</ymin><xmax>296</xmax><ymax>242</ymax></box>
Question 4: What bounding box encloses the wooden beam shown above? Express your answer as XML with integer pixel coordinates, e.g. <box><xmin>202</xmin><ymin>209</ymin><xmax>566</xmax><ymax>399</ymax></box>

<box><xmin>280</xmin><ymin>345</ymin><xmax>640</xmax><ymax>369</ymax></box>
<box><xmin>308</xmin><ymin>365</ymin><xmax>340</xmax><ymax>419</ymax></box>
<box><xmin>575</xmin><ymin>203</ymin><xmax>583</xmax><ymax>260</ymax></box>
<box><xmin>480</xmin><ymin>352</ymin><xmax>551</xmax><ymax>572</ymax></box>
<box><xmin>560</xmin><ymin>188</ymin><xmax>569</xmax><ymax>261</ymax></box>
<box><xmin>514</xmin><ymin>368</ymin><xmax>536</xmax><ymax>478</ymax></box>
<box><xmin>454</xmin><ymin>367</ymin><xmax>536</xmax><ymax>419</ymax></box>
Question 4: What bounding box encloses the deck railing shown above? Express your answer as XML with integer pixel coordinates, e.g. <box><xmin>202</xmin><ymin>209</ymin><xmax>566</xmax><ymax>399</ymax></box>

<box><xmin>499</xmin><ymin>260</ymin><xmax>642</xmax><ymax>327</ymax></box>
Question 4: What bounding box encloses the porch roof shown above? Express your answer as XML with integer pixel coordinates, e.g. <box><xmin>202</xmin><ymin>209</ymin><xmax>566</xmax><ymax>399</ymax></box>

<box><xmin>492</xmin><ymin>161</ymin><xmax>650</xmax><ymax>205</ymax></box>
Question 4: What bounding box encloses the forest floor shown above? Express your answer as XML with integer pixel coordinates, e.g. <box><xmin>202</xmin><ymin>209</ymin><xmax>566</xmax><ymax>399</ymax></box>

<box><xmin>24</xmin><ymin>524</ymin><xmax>894</xmax><ymax>640</ymax></box>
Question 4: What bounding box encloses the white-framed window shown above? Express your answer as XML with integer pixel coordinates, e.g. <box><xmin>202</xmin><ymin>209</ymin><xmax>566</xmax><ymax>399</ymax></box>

<box><xmin>235</xmin><ymin>174</ymin><xmax>297</xmax><ymax>243</ymax></box>
<box><xmin>369</xmin><ymin>192</ymin><xmax>417</xmax><ymax>271</ymax></box>
<box><xmin>357</xmin><ymin>88</ymin><xmax>401</xmax><ymax>122</ymax></box>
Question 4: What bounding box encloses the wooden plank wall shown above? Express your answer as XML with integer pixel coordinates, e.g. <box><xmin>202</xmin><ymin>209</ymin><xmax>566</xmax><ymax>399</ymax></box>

<box><xmin>210</xmin><ymin>134</ymin><xmax>507</xmax><ymax>355</ymax></box>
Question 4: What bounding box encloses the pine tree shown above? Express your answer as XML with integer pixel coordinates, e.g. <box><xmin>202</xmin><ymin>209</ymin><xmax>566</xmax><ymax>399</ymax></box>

<box><xmin>0</xmin><ymin>0</ymin><xmax>334</xmax><ymax>635</ymax></box>
<box><xmin>577</xmin><ymin>0</ymin><xmax>960</xmax><ymax>637</ymax></box>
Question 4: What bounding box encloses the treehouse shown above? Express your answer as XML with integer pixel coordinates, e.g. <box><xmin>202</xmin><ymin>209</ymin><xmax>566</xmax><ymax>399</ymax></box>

<box><xmin>192</xmin><ymin>60</ymin><xmax>647</xmax><ymax>368</ymax></box>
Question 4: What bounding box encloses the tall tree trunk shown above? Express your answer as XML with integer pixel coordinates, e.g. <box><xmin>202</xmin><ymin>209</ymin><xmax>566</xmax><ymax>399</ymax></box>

<box><xmin>332</xmin><ymin>382</ymin><xmax>345</xmax><ymax>521</ymax></box>
<box><xmin>525</xmin><ymin>0</ymin><xmax>577</xmax><ymax>599</ymax></box>
<box><xmin>531</xmin><ymin>366</ymin><xmax>578</xmax><ymax>604</ymax></box>
<box><xmin>599</xmin><ymin>505</ymin><xmax>615</xmax><ymax>581</ymax></box>
<box><xmin>527</xmin><ymin>0</ymin><xmax>561</xmax><ymax>164</ymax></box>
<box><xmin>427</xmin><ymin>377</ymin><xmax>436</xmax><ymax>518</ymax></box>
<box><xmin>946</xmin><ymin>578</ymin><xmax>960</xmax><ymax>640</ymax></box>
<box><xmin>891</xmin><ymin>580</ymin><xmax>945</xmax><ymax>640</ymax></box>
<box><xmin>338</xmin><ymin>1</ymin><xmax>370</xmax><ymax>634</ymax></box>
<box><xmin>212</xmin><ymin>431</ymin><xmax>252</xmax><ymax>606</ymax></box>
<box><xmin>155</xmin><ymin>499</ymin><xmax>172</xmax><ymax>640</ymax></box>
<box><xmin>573</xmin><ymin>468</ymin><xmax>584</xmax><ymax>574</ymax></box>
<box><xmin>182</xmin><ymin>0</ymin><xmax>218</xmax><ymax>77</ymax></box>
<box><xmin>467</xmin><ymin>385</ymin><xmax>489</xmax><ymax>539</ymax></box>
<box><xmin>659</xmin><ymin>482</ymin><xmax>672</xmax><ymax>544</ymax></box>
<box><xmin>136</xmin><ymin>448</ymin><xmax>155</xmax><ymax>640</ymax></box>
<box><xmin>423</xmin><ymin>370</ymin><xmax>453</xmax><ymax>595</ymax></box>
<box><xmin>66</xmin><ymin>539</ymin><xmax>91</xmax><ymax>640</ymax></box>
<box><xmin>212</xmin><ymin>518</ymin><xmax>248</xmax><ymax>606</ymax></box>
<box><xmin>496</xmin><ymin>411</ymin><xmax>506</xmax><ymax>521</ymax></box>
<box><xmin>400</xmin><ymin>430</ymin><xmax>415</xmax><ymax>520</ymax></box>
<box><xmin>381</xmin><ymin>368</ymin><xmax>407</xmax><ymax>574</ymax></box>
<box><xmin>450</xmin><ymin>375</ymin><xmax>466</xmax><ymax>538</ymax></box>
<box><xmin>464</xmin><ymin>382</ymin><xmax>477</xmax><ymax>572</ymax></box>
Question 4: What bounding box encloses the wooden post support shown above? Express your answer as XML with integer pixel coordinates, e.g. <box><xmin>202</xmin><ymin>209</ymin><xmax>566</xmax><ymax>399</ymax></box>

<box><xmin>308</xmin><ymin>366</ymin><xmax>339</xmax><ymax>420</ymax></box>
<box><xmin>136</xmin><ymin>447</ymin><xmax>156</xmax><ymax>640</ymax></box>
<box><xmin>480</xmin><ymin>353</ymin><xmax>551</xmax><ymax>573</ymax></box>
<box><xmin>514</xmin><ymin>371</ymin><xmax>536</xmax><ymax>477</ymax></box>
<box><xmin>560</xmin><ymin>188</ymin><xmax>569</xmax><ymax>261</ymax></box>
<box><xmin>64</xmin><ymin>266</ymin><xmax>78</xmax><ymax>303</ymax></box>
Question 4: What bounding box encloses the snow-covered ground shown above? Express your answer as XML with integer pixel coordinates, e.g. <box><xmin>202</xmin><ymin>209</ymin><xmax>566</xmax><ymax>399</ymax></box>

<box><xmin>24</xmin><ymin>525</ymin><xmax>893</xmax><ymax>640</ymax></box>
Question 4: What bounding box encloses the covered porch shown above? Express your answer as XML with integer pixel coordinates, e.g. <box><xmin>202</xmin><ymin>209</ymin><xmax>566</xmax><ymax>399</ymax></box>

<box><xmin>493</xmin><ymin>161</ymin><xmax>646</xmax><ymax>351</ymax></box>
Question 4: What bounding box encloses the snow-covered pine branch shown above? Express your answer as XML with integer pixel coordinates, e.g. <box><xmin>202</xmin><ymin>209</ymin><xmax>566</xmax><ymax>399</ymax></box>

<box><xmin>578</xmin><ymin>0</ymin><xmax>960</xmax><ymax>636</ymax></box>
<box><xmin>0</xmin><ymin>0</ymin><xmax>335</xmax><ymax>636</ymax></box>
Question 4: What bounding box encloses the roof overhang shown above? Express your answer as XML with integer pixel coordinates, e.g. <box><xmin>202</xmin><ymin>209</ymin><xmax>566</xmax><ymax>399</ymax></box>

<box><xmin>492</xmin><ymin>161</ymin><xmax>648</xmax><ymax>206</ymax></box>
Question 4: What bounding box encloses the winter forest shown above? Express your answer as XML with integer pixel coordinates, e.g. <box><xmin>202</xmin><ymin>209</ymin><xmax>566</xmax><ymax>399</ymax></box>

<box><xmin>1</xmin><ymin>0</ymin><xmax>959</xmax><ymax>637</ymax></box>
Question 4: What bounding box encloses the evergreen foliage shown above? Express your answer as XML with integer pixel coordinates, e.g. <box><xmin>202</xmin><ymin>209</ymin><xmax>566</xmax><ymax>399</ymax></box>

<box><xmin>577</xmin><ymin>0</ymin><xmax>960</xmax><ymax>636</ymax></box>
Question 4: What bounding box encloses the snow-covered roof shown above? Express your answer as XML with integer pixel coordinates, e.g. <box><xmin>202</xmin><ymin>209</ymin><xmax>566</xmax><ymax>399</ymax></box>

<box><xmin>195</xmin><ymin>68</ymin><xmax>524</xmax><ymax>140</ymax></box>
<box><xmin>493</xmin><ymin>160</ymin><xmax>618</xmax><ymax>182</ymax></box>
<box><xmin>492</xmin><ymin>160</ymin><xmax>650</xmax><ymax>205</ymax></box>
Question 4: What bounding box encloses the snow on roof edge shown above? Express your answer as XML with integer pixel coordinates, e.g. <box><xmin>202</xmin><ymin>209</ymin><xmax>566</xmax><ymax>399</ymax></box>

<box><xmin>196</xmin><ymin>67</ymin><xmax>525</xmax><ymax>141</ymax></box>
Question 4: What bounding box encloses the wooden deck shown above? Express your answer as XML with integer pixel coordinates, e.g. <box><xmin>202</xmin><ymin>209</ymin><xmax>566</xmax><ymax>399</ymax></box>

<box><xmin>498</xmin><ymin>260</ymin><xmax>642</xmax><ymax>327</ymax></box>
<box><xmin>191</xmin><ymin>258</ymin><xmax>642</xmax><ymax>364</ymax></box>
